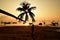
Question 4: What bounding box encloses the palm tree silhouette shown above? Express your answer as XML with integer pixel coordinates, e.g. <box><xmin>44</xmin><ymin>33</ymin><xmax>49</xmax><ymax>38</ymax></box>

<box><xmin>17</xmin><ymin>2</ymin><xmax>36</xmax><ymax>24</ymax></box>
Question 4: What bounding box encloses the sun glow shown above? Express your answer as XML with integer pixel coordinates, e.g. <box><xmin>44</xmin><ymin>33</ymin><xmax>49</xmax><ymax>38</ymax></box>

<box><xmin>0</xmin><ymin>0</ymin><xmax>60</xmax><ymax>26</ymax></box>
<box><xmin>24</xmin><ymin>23</ymin><xmax>29</xmax><ymax>26</ymax></box>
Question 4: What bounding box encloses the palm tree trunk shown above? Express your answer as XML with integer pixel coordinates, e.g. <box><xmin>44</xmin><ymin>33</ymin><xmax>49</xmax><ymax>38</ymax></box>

<box><xmin>31</xmin><ymin>23</ymin><xmax>35</xmax><ymax>40</ymax></box>
<box><xmin>0</xmin><ymin>9</ymin><xmax>23</xmax><ymax>21</ymax></box>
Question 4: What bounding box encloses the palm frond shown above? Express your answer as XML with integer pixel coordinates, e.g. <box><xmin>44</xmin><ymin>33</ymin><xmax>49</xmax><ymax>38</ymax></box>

<box><xmin>29</xmin><ymin>11</ymin><xmax>35</xmax><ymax>16</ymax></box>
<box><xmin>20</xmin><ymin>2</ymin><xmax>26</xmax><ymax>6</ymax></box>
<box><xmin>25</xmin><ymin>13</ymin><xmax>28</xmax><ymax>21</ymax></box>
<box><xmin>29</xmin><ymin>13</ymin><xmax>35</xmax><ymax>22</ymax></box>
<box><xmin>26</xmin><ymin>3</ymin><xmax>30</xmax><ymax>8</ymax></box>
<box><xmin>17</xmin><ymin>7</ymin><xmax>24</xmax><ymax>11</ymax></box>
<box><xmin>28</xmin><ymin>7</ymin><xmax>36</xmax><ymax>11</ymax></box>
<box><xmin>23</xmin><ymin>13</ymin><xmax>28</xmax><ymax>24</ymax></box>
<box><xmin>18</xmin><ymin>13</ymin><xmax>25</xmax><ymax>21</ymax></box>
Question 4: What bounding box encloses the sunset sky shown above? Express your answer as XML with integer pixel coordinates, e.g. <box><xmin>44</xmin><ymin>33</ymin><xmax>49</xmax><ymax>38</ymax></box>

<box><xmin>0</xmin><ymin>0</ymin><xmax>60</xmax><ymax>26</ymax></box>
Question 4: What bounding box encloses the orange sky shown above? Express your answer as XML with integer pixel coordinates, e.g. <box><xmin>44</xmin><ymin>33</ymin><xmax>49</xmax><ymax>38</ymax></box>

<box><xmin>0</xmin><ymin>0</ymin><xmax>60</xmax><ymax>26</ymax></box>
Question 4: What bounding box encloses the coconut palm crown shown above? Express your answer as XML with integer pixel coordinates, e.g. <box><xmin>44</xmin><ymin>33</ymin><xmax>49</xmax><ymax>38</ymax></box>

<box><xmin>17</xmin><ymin>2</ymin><xmax>36</xmax><ymax>24</ymax></box>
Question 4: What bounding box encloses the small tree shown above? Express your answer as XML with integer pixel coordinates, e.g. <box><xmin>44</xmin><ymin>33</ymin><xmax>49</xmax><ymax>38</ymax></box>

<box><xmin>51</xmin><ymin>21</ymin><xmax>58</xmax><ymax>26</ymax></box>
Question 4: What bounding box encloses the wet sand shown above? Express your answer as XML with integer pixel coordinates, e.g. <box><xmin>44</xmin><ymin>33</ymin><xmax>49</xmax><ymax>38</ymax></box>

<box><xmin>0</xmin><ymin>26</ymin><xmax>60</xmax><ymax>40</ymax></box>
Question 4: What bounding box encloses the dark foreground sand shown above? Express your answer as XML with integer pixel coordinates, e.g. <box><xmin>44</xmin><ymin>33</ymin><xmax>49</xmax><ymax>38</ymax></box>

<box><xmin>0</xmin><ymin>26</ymin><xmax>60</xmax><ymax>40</ymax></box>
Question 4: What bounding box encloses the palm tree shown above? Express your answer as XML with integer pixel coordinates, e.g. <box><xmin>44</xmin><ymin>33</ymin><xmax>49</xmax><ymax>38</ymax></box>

<box><xmin>17</xmin><ymin>2</ymin><xmax>36</xmax><ymax>24</ymax></box>
<box><xmin>17</xmin><ymin>2</ymin><xmax>36</xmax><ymax>40</ymax></box>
